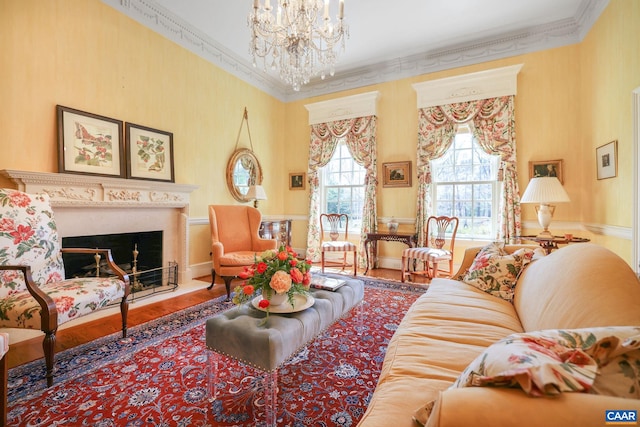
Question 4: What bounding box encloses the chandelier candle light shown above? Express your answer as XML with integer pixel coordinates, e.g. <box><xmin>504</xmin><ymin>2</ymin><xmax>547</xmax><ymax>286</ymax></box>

<box><xmin>249</xmin><ymin>0</ymin><xmax>348</xmax><ymax>91</ymax></box>
<box><xmin>520</xmin><ymin>177</ymin><xmax>571</xmax><ymax>238</ymax></box>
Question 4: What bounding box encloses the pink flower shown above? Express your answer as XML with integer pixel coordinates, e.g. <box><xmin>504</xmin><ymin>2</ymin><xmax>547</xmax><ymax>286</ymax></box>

<box><xmin>10</xmin><ymin>224</ymin><xmax>34</xmax><ymax>245</ymax></box>
<box><xmin>289</xmin><ymin>267</ymin><xmax>303</xmax><ymax>284</ymax></box>
<box><xmin>0</xmin><ymin>218</ymin><xmax>15</xmax><ymax>232</ymax></box>
<box><xmin>54</xmin><ymin>295</ymin><xmax>75</xmax><ymax>313</ymax></box>
<box><xmin>9</xmin><ymin>191</ymin><xmax>31</xmax><ymax>208</ymax></box>
<box><xmin>269</xmin><ymin>270</ymin><xmax>292</xmax><ymax>294</ymax></box>
<box><xmin>302</xmin><ymin>271</ymin><xmax>311</xmax><ymax>286</ymax></box>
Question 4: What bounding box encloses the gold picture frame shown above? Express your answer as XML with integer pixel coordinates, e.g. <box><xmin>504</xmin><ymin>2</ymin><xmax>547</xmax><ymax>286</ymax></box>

<box><xmin>596</xmin><ymin>140</ymin><xmax>617</xmax><ymax>180</ymax></box>
<box><xmin>289</xmin><ymin>172</ymin><xmax>306</xmax><ymax>190</ymax></box>
<box><xmin>383</xmin><ymin>161</ymin><xmax>412</xmax><ymax>187</ymax></box>
<box><xmin>529</xmin><ymin>159</ymin><xmax>563</xmax><ymax>184</ymax></box>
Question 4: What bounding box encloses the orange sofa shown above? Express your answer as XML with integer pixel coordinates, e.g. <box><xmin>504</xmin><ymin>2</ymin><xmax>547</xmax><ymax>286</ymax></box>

<box><xmin>357</xmin><ymin>243</ymin><xmax>640</xmax><ymax>427</ymax></box>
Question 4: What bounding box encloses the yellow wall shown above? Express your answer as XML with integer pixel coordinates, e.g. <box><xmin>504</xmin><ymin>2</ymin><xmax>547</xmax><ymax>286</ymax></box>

<box><xmin>0</xmin><ymin>0</ymin><xmax>286</xmax><ymax>268</ymax></box>
<box><xmin>1</xmin><ymin>0</ymin><xmax>639</xmax><ymax>269</ymax></box>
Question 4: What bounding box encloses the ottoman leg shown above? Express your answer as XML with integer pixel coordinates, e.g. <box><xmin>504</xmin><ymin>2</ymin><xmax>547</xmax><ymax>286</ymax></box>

<box><xmin>264</xmin><ymin>370</ymin><xmax>278</xmax><ymax>427</ymax></box>
<box><xmin>207</xmin><ymin>350</ymin><xmax>219</xmax><ymax>402</ymax></box>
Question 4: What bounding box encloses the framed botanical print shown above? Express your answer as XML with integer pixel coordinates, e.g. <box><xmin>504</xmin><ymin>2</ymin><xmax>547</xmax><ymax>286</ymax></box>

<box><xmin>125</xmin><ymin>123</ymin><xmax>175</xmax><ymax>182</ymax></box>
<box><xmin>57</xmin><ymin>105</ymin><xmax>125</xmax><ymax>177</ymax></box>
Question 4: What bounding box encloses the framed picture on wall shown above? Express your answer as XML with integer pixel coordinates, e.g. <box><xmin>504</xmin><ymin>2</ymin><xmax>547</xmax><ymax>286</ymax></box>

<box><xmin>125</xmin><ymin>123</ymin><xmax>175</xmax><ymax>182</ymax></box>
<box><xmin>57</xmin><ymin>105</ymin><xmax>125</xmax><ymax>178</ymax></box>
<box><xmin>529</xmin><ymin>159</ymin><xmax>564</xmax><ymax>184</ymax></box>
<box><xmin>596</xmin><ymin>140</ymin><xmax>617</xmax><ymax>180</ymax></box>
<box><xmin>289</xmin><ymin>172</ymin><xmax>306</xmax><ymax>190</ymax></box>
<box><xmin>383</xmin><ymin>161</ymin><xmax>412</xmax><ymax>187</ymax></box>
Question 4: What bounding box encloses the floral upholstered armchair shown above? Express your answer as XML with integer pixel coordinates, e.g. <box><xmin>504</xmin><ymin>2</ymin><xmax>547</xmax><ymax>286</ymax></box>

<box><xmin>207</xmin><ymin>205</ymin><xmax>277</xmax><ymax>299</ymax></box>
<box><xmin>0</xmin><ymin>188</ymin><xmax>130</xmax><ymax>387</ymax></box>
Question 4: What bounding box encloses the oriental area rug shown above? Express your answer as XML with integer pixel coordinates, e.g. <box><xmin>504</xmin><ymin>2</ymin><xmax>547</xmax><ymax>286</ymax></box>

<box><xmin>7</xmin><ymin>278</ymin><xmax>427</xmax><ymax>426</ymax></box>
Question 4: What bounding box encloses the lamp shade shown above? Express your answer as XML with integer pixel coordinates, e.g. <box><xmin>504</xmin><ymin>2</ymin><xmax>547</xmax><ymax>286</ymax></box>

<box><xmin>246</xmin><ymin>185</ymin><xmax>267</xmax><ymax>201</ymax></box>
<box><xmin>520</xmin><ymin>177</ymin><xmax>570</xmax><ymax>204</ymax></box>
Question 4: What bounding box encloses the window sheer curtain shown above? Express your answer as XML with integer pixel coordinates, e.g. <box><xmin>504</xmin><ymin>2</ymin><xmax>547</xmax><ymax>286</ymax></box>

<box><xmin>415</xmin><ymin>96</ymin><xmax>521</xmax><ymax>246</ymax></box>
<box><xmin>306</xmin><ymin>116</ymin><xmax>378</xmax><ymax>266</ymax></box>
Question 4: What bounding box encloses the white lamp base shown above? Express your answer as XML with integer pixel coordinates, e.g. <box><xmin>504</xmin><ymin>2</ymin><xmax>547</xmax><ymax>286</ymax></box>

<box><xmin>534</xmin><ymin>204</ymin><xmax>556</xmax><ymax>238</ymax></box>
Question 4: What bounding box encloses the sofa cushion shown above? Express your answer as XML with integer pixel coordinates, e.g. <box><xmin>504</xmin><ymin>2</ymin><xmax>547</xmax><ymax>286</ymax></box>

<box><xmin>515</xmin><ymin>244</ymin><xmax>640</xmax><ymax>331</ymax></box>
<box><xmin>462</xmin><ymin>244</ymin><xmax>539</xmax><ymax>303</ymax></box>
<box><xmin>450</xmin><ymin>326</ymin><xmax>640</xmax><ymax>398</ymax></box>
<box><xmin>357</xmin><ymin>279</ymin><xmax>524</xmax><ymax>427</ymax></box>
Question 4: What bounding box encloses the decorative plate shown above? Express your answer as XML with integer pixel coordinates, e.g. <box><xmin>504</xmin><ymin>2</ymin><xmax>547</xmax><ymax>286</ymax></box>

<box><xmin>251</xmin><ymin>294</ymin><xmax>315</xmax><ymax>313</ymax></box>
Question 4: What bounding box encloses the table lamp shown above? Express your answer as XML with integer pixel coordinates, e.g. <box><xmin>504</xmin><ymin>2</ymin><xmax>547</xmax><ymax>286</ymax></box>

<box><xmin>246</xmin><ymin>185</ymin><xmax>267</xmax><ymax>208</ymax></box>
<box><xmin>520</xmin><ymin>177</ymin><xmax>570</xmax><ymax>238</ymax></box>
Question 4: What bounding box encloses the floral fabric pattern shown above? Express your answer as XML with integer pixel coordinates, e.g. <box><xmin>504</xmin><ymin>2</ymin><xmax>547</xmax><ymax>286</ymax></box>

<box><xmin>451</xmin><ymin>327</ymin><xmax>640</xmax><ymax>398</ymax></box>
<box><xmin>462</xmin><ymin>243</ymin><xmax>540</xmax><ymax>302</ymax></box>
<box><xmin>306</xmin><ymin>116</ymin><xmax>377</xmax><ymax>267</ymax></box>
<box><xmin>0</xmin><ymin>188</ymin><xmax>125</xmax><ymax>329</ymax></box>
<box><xmin>415</xmin><ymin>96</ymin><xmax>522</xmax><ymax>246</ymax></box>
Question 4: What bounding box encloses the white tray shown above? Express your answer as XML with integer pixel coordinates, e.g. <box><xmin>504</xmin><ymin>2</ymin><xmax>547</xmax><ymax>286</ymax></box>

<box><xmin>251</xmin><ymin>293</ymin><xmax>315</xmax><ymax>313</ymax></box>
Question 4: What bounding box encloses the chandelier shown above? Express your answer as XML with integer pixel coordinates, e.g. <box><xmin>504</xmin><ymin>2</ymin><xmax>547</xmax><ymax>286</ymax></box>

<box><xmin>248</xmin><ymin>0</ymin><xmax>348</xmax><ymax>91</ymax></box>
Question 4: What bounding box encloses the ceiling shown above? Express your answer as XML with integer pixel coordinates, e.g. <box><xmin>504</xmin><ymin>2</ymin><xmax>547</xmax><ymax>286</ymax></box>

<box><xmin>104</xmin><ymin>0</ymin><xmax>608</xmax><ymax>101</ymax></box>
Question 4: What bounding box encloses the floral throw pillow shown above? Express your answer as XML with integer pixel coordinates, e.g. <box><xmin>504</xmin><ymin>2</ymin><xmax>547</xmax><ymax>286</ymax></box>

<box><xmin>451</xmin><ymin>326</ymin><xmax>640</xmax><ymax>398</ymax></box>
<box><xmin>462</xmin><ymin>245</ymin><xmax>538</xmax><ymax>302</ymax></box>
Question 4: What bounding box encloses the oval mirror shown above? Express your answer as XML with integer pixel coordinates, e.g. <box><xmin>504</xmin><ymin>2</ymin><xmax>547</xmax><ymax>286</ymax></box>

<box><xmin>226</xmin><ymin>148</ymin><xmax>263</xmax><ymax>202</ymax></box>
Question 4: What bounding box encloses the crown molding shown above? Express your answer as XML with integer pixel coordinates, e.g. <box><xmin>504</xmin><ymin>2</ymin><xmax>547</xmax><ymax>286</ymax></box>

<box><xmin>102</xmin><ymin>0</ymin><xmax>609</xmax><ymax>102</ymax></box>
<box><xmin>305</xmin><ymin>91</ymin><xmax>380</xmax><ymax>125</ymax></box>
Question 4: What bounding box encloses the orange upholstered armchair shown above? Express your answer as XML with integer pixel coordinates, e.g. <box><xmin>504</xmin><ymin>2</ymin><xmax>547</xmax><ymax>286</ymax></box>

<box><xmin>207</xmin><ymin>205</ymin><xmax>277</xmax><ymax>299</ymax></box>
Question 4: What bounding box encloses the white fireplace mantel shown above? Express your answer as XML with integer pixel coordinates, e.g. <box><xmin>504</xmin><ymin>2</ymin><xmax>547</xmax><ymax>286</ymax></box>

<box><xmin>2</xmin><ymin>169</ymin><xmax>199</xmax><ymax>283</ymax></box>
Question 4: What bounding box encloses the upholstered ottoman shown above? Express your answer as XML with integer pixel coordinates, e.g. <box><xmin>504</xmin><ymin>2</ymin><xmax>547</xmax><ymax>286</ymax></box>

<box><xmin>205</xmin><ymin>276</ymin><xmax>364</xmax><ymax>426</ymax></box>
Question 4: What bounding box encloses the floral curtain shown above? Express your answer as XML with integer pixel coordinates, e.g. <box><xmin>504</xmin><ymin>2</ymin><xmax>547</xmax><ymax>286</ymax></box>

<box><xmin>306</xmin><ymin>116</ymin><xmax>378</xmax><ymax>266</ymax></box>
<box><xmin>416</xmin><ymin>96</ymin><xmax>521</xmax><ymax>245</ymax></box>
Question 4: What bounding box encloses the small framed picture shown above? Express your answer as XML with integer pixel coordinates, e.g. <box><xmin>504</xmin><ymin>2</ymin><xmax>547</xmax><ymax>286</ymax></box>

<box><xmin>289</xmin><ymin>172</ymin><xmax>306</xmax><ymax>190</ymax></box>
<box><xmin>125</xmin><ymin>123</ymin><xmax>175</xmax><ymax>182</ymax></box>
<box><xmin>56</xmin><ymin>105</ymin><xmax>125</xmax><ymax>178</ymax></box>
<box><xmin>596</xmin><ymin>140</ymin><xmax>617</xmax><ymax>180</ymax></box>
<box><xmin>529</xmin><ymin>159</ymin><xmax>563</xmax><ymax>184</ymax></box>
<box><xmin>383</xmin><ymin>161</ymin><xmax>412</xmax><ymax>187</ymax></box>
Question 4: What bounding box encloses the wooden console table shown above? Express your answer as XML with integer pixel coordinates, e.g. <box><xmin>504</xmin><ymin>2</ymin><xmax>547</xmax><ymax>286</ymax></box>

<box><xmin>517</xmin><ymin>235</ymin><xmax>590</xmax><ymax>255</ymax></box>
<box><xmin>364</xmin><ymin>232</ymin><xmax>416</xmax><ymax>274</ymax></box>
<box><xmin>259</xmin><ymin>219</ymin><xmax>292</xmax><ymax>249</ymax></box>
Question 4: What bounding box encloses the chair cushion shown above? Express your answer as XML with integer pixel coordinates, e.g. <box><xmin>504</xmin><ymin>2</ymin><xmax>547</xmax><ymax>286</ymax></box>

<box><xmin>0</xmin><ymin>276</ymin><xmax>126</xmax><ymax>329</ymax></box>
<box><xmin>403</xmin><ymin>247</ymin><xmax>451</xmax><ymax>262</ymax></box>
<box><xmin>219</xmin><ymin>251</ymin><xmax>261</xmax><ymax>267</ymax></box>
<box><xmin>0</xmin><ymin>189</ymin><xmax>66</xmax><ymax>297</ymax></box>
<box><xmin>321</xmin><ymin>241</ymin><xmax>357</xmax><ymax>251</ymax></box>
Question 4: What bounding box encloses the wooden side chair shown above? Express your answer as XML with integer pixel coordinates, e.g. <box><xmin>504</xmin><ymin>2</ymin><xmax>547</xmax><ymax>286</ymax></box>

<box><xmin>320</xmin><ymin>213</ymin><xmax>358</xmax><ymax>276</ymax></box>
<box><xmin>207</xmin><ymin>205</ymin><xmax>277</xmax><ymax>299</ymax></box>
<box><xmin>401</xmin><ymin>216</ymin><xmax>459</xmax><ymax>282</ymax></box>
<box><xmin>0</xmin><ymin>188</ymin><xmax>130</xmax><ymax>387</ymax></box>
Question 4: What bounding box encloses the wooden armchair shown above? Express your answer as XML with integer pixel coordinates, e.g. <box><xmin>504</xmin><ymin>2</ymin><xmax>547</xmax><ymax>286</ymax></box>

<box><xmin>320</xmin><ymin>213</ymin><xmax>358</xmax><ymax>276</ymax></box>
<box><xmin>207</xmin><ymin>205</ymin><xmax>277</xmax><ymax>299</ymax></box>
<box><xmin>401</xmin><ymin>215</ymin><xmax>459</xmax><ymax>281</ymax></box>
<box><xmin>0</xmin><ymin>188</ymin><xmax>130</xmax><ymax>387</ymax></box>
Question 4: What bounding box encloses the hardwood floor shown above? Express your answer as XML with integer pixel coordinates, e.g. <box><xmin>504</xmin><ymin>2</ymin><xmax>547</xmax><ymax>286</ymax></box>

<box><xmin>6</xmin><ymin>267</ymin><xmax>427</xmax><ymax>370</ymax></box>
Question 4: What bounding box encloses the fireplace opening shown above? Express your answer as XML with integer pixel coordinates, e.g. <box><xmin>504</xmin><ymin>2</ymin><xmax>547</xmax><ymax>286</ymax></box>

<box><xmin>61</xmin><ymin>231</ymin><xmax>177</xmax><ymax>300</ymax></box>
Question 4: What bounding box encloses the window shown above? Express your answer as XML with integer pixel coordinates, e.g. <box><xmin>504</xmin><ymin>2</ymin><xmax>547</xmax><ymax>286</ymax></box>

<box><xmin>430</xmin><ymin>125</ymin><xmax>500</xmax><ymax>239</ymax></box>
<box><xmin>321</xmin><ymin>142</ymin><xmax>366</xmax><ymax>231</ymax></box>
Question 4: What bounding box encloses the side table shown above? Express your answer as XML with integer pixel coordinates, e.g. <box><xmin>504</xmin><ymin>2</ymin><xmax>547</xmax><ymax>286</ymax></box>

<box><xmin>364</xmin><ymin>232</ymin><xmax>416</xmax><ymax>274</ymax></box>
<box><xmin>517</xmin><ymin>235</ymin><xmax>590</xmax><ymax>255</ymax></box>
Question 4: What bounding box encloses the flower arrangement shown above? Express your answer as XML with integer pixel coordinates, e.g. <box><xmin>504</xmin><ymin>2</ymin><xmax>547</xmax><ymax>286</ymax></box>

<box><xmin>232</xmin><ymin>246</ymin><xmax>312</xmax><ymax>315</ymax></box>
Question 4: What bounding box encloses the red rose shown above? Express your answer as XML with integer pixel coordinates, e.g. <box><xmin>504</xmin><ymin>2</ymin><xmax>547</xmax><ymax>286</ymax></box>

<box><xmin>289</xmin><ymin>267</ymin><xmax>303</xmax><ymax>283</ymax></box>
<box><xmin>243</xmin><ymin>285</ymin><xmax>255</xmax><ymax>296</ymax></box>
<box><xmin>302</xmin><ymin>271</ymin><xmax>311</xmax><ymax>286</ymax></box>
<box><xmin>277</xmin><ymin>251</ymin><xmax>288</xmax><ymax>261</ymax></box>
<box><xmin>256</xmin><ymin>262</ymin><xmax>268</xmax><ymax>273</ymax></box>
<box><xmin>289</xmin><ymin>258</ymin><xmax>298</xmax><ymax>267</ymax></box>
<box><xmin>238</xmin><ymin>268</ymin><xmax>254</xmax><ymax>279</ymax></box>
<box><xmin>258</xmin><ymin>299</ymin><xmax>270</xmax><ymax>309</ymax></box>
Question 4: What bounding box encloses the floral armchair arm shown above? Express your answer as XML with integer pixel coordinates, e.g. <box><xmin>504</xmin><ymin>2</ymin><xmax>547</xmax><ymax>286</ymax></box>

<box><xmin>60</xmin><ymin>248</ymin><xmax>131</xmax><ymax>293</ymax></box>
<box><xmin>0</xmin><ymin>265</ymin><xmax>58</xmax><ymax>332</ymax></box>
